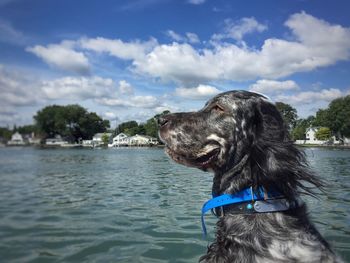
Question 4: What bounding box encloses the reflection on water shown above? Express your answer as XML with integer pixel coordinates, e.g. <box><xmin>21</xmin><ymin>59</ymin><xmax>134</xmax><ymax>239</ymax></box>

<box><xmin>0</xmin><ymin>147</ymin><xmax>349</xmax><ymax>262</ymax></box>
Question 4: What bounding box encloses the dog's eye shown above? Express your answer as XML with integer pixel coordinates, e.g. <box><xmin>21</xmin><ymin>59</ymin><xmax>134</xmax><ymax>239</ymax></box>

<box><xmin>211</xmin><ymin>104</ymin><xmax>225</xmax><ymax>113</ymax></box>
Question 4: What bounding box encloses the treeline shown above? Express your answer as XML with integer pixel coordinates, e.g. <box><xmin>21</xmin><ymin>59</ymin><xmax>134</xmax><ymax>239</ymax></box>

<box><xmin>0</xmin><ymin>105</ymin><xmax>110</xmax><ymax>143</ymax></box>
<box><xmin>276</xmin><ymin>95</ymin><xmax>350</xmax><ymax>141</ymax></box>
<box><xmin>115</xmin><ymin>110</ymin><xmax>170</xmax><ymax>138</ymax></box>
<box><xmin>1</xmin><ymin>95</ymin><xmax>349</xmax><ymax>144</ymax></box>
<box><xmin>0</xmin><ymin>104</ymin><xmax>169</xmax><ymax>143</ymax></box>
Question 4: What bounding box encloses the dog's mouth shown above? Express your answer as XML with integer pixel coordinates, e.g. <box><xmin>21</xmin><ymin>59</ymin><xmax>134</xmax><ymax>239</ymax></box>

<box><xmin>194</xmin><ymin>148</ymin><xmax>220</xmax><ymax>167</ymax></box>
<box><xmin>166</xmin><ymin>145</ymin><xmax>220</xmax><ymax>170</ymax></box>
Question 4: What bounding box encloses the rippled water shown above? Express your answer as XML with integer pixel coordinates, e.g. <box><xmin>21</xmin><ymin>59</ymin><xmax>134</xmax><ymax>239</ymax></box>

<box><xmin>0</xmin><ymin>147</ymin><xmax>349</xmax><ymax>262</ymax></box>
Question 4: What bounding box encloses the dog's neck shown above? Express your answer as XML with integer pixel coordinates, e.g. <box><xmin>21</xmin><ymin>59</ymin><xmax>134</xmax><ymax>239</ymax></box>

<box><xmin>212</xmin><ymin>153</ymin><xmax>251</xmax><ymax>197</ymax></box>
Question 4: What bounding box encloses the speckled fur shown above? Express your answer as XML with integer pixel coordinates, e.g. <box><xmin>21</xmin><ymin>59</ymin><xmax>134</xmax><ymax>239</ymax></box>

<box><xmin>158</xmin><ymin>90</ymin><xmax>343</xmax><ymax>263</ymax></box>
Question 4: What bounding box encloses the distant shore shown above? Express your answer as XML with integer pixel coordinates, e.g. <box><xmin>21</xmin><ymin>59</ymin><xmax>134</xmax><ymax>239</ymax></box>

<box><xmin>296</xmin><ymin>144</ymin><xmax>350</xmax><ymax>149</ymax></box>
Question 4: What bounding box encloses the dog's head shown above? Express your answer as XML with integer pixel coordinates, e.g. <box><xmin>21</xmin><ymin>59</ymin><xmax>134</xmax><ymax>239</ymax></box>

<box><xmin>158</xmin><ymin>90</ymin><xmax>286</xmax><ymax>173</ymax></box>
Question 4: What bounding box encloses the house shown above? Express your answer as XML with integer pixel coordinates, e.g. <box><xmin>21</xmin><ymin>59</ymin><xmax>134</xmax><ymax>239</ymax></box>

<box><xmin>92</xmin><ymin>133</ymin><xmax>112</xmax><ymax>147</ymax></box>
<box><xmin>128</xmin><ymin>134</ymin><xmax>159</xmax><ymax>146</ymax></box>
<box><xmin>142</xmin><ymin>135</ymin><xmax>159</xmax><ymax>145</ymax></box>
<box><xmin>109</xmin><ymin>133</ymin><xmax>130</xmax><ymax>147</ymax></box>
<box><xmin>45</xmin><ymin>135</ymin><xmax>68</xmax><ymax>146</ymax></box>
<box><xmin>108</xmin><ymin>133</ymin><xmax>159</xmax><ymax>147</ymax></box>
<box><xmin>7</xmin><ymin>132</ymin><xmax>26</xmax><ymax>146</ymax></box>
<box><xmin>305</xmin><ymin>127</ymin><xmax>325</xmax><ymax>145</ymax></box>
<box><xmin>25</xmin><ymin>132</ymin><xmax>41</xmax><ymax>145</ymax></box>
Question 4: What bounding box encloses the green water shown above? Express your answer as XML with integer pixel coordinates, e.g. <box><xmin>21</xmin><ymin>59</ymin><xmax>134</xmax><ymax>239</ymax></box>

<box><xmin>0</xmin><ymin>147</ymin><xmax>349</xmax><ymax>262</ymax></box>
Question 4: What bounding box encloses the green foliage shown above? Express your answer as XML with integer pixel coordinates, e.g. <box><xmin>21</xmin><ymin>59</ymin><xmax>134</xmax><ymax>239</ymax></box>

<box><xmin>291</xmin><ymin>116</ymin><xmax>315</xmax><ymax>140</ymax></box>
<box><xmin>34</xmin><ymin>104</ymin><xmax>110</xmax><ymax>142</ymax></box>
<box><xmin>315</xmin><ymin>127</ymin><xmax>331</xmax><ymax>141</ymax></box>
<box><xmin>116</xmin><ymin>110</ymin><xmax>170</xmax><ymax>138</ymax></box>
<box><xmin>0</xmin><ymin>127</ymin><xmax>12</xmax><ymax>140</ymax></box>
<box><xmin>101</xmin><ymin>133</ymin><xmax>110</xmax><ymax>145</ymax></box>
<box><xmin>117</xmin><ymin>121</ymin><xmax>139</xmax><ymax>135</ymax></box>
<box><xmin>17</xmin><ymin>125</ymin><xmax>39</xmax><ymax>135</ymax></box>
<box><xmin>315</xmin><ymin>95</ymin><xmax>350</xmax><ymax>137</ymax></box>
<box><xmin>275</xmin><ymin>102</ymin><xmax>298</xmax><ymax>130</ymax></box>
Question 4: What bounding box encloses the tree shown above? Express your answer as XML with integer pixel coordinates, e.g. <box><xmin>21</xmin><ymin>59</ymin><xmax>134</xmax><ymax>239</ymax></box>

<box><xmin>117</xmin><ymin>121</ymin><xmax>139</xmax><ymax>135</ymax></box>
<box><xmin>34</xmin><ymin>104</ymin><xmax>110</xmax><ymax>142</ymax></box>
<box><xmin>145</xmin><ymin>110</ymin><xmax>171</xmax><ymax>138</ymax></box>
<box><xmin>275</xmin><ymin>102</ymin><xmax>298</xmax><ymax>130</ymax></box>
<box><xmin>315</xmin><ymin>127</ymin><xmax>331</xmax><ymax>141</ymax></box>
<box><xmin>17</xmin><ymin>125</ymin><xmax>39</xmax><ymax>135</ymax></box>
<box><xmin>0</xmin><ymin>127</ymin><xmax>12</xmax><ymax>140</ymax></box>
<box><xmin>101</xmin><ymin>133</ymin><xmax>110</xmax><ymax>146</ymax></box>
<box><xmin>292</xmin><ymin>116</ymin><xmax>315</xmax><ymax>140</ymax></box>
<box><xmin>314</xmin><ymin>95</ymin><xmax>350</xmax><ymax>137</ymax></box>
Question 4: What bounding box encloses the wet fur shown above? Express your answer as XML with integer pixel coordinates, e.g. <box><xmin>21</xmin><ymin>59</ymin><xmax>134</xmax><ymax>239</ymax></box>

<box><xmin>158</xmin><ymin>90</ymin><xmax>342</xmax><ymax>263</ymax></box>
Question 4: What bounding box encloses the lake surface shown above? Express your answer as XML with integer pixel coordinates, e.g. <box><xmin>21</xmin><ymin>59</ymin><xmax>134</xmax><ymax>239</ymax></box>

<box><xmin>0</xmin><ymin>147</ymin><xmax>349</xmax><ymax>262</ymax></box>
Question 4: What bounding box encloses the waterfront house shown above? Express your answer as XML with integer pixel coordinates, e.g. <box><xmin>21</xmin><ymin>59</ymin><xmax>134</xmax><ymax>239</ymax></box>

<box><xmin>92</xmin><ymin>133</ymin><xmax>112</xmax><ymax>147</ymax></box>
<box><xmin>305</xmin><ymin>127</ymin><xmax>325</xmax><ymax>144</ymax></box>
<box><xmin>109</xmin><ymin>133</ymin><xmax>130</xmax><ymax>147</ymax></box>
<box><xmin>25</xmin><ymin>132</ymin><xmax>41</xmax><ymax>145</ymax></box>
<box><xmin>142</xmin><ymin>135</ymin><xmax>159</xmax><ymax>145</ymax></box>
<box><xmin>45</xmin><ymin>135</ymin><xmax>68</xmax><ymax>146</ymax></box>
<box><xmin>128</xmin><ymin>134</ymin><xmax>159</xmax><ymax>146</ymax></box>
<box><xmin>7</xmin><ymin>132</ymin><xmax>26</xmax><ymax>146</ymax></box>
<box><xmin>295</xmin><ymin>127</ymin><xmax>324</xmax><ymax>145</ymax></box>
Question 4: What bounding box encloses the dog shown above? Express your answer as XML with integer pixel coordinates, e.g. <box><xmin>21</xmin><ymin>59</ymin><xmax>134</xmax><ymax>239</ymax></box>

<box><xmin>158</xmin><ymin>90</ymin><xmax>342</xmax><ymax>263</ymax></box>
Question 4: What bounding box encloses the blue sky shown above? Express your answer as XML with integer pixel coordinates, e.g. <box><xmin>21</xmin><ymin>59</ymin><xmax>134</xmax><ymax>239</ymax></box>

<box><xmin>1</xmin><ymin>0</ymin><xmax>350</xmax><ymax>127</ymax></box>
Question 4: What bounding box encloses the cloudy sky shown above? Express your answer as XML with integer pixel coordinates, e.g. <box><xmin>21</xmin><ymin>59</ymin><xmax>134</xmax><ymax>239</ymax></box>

<box><xmin>1</xmin><ymin>0</ymin><xmax>350</xmax><ymax>127</ymax></box>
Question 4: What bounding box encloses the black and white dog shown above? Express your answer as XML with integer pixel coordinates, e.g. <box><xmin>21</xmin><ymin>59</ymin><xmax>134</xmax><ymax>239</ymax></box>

<box><xmin>158</xmin><ymin>90</ymin><xmax>342</xmax><ymax>262</ymax></box>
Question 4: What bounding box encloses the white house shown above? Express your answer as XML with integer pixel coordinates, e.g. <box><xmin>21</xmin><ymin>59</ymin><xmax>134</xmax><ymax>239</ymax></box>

<box><xmin>45</xmin><ymin>135</ymin><xmax>68</xmax><ymax>146</ymax></box>
<box><xmin>128</xmin><ymin>134</ymin><xmax>159</xmax><ymax>146</ymax></box>
<box><xmin>305</xmin><ymin>127</ymin><xmax>325</xmax><ymax>145</ymax></box>
<box><xmin>109</xmin><ymin>133</ymin><xmax>130</xmax><ymax>147</ymax></box>
<box><xmin>7</xmin><ymin>132</ymin><xmax>25</xmax><ymax>145</ymax></box>
<box><xmin>92</xmin><ymin>133</ymin><xmax>112</xmax><ymax>146</ymax></box>
<box><xmin>108</xmin><ymin>133</ymin><xmax>159</xmax><ymax>147</ymax></box>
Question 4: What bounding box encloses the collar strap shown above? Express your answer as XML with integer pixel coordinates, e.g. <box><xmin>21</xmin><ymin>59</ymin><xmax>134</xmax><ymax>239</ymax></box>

<box><xmin>201</xmin><ymin>186</ymin><xmax>299</xmax><ymax>237</ymax></box>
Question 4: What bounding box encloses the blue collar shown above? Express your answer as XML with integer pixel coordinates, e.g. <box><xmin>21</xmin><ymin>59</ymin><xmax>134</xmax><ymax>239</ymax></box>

<box><xmin>201</xmin><ymin>186</ymin><xmax>295</xmax><ymax>237</ymax></box>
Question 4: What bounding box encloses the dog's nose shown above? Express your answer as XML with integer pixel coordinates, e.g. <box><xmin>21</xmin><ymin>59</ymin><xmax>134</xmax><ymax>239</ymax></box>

<box><xmin>157</xmin><ymin>116</ymin><xmax>169</xmax><ymax>127</ymax></box>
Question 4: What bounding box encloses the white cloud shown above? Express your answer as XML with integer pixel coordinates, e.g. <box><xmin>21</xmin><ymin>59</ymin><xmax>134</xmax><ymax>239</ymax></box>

<box><xmin>186</xmin><ymin>32</ymin><xmax>200</xmax><ymax>43</ymax></box>
<box><xmin>26</xmin><ymin>41</ymin><xmax>90</xmax><ymax>74</ymax></box>
<box><xmin>166</xmin><ymin>30</ymin><xmax>200</xmax><ymax>44</ymax></box>
<box><xmin>103</xmin><ymin>111</ymin><xmax>120</xmax><ymax>123</ymax></box>
<box><xmin>166</xmin><ymin>30</ymin><xmax>183</xmax><ymax>42</ymax></box>
<box><xmin>0</xmin><ymin>65</ymin><xmax>39</xmax><ymax>106</ymax></box>
<box><xmin>133</xmin><ymin>12</ymin><xmax>350</xmax><ymax>83</ymax></box>
<box><xmin>133</xmin><ymin>42</ymin><xmax>220</xmax><ymax>83</ymax></box>
<box><xmin>41</xmin><ymin>76</ymin><xmax>116</xmax><ymax>100</ymax></box>
<box><xmin>118</xmin><ymin>80</ymin><xmax>134</xmax><ymax>95</ymax></box>
<box><xmin>187</xmin><ymin>0</ymin><xmax>206</xmax><ymax>4</ymax></box>
<box><xmin>249</xmin><ymin>79</ymin><xmax>299</xmax><ymax>94</ymax></box>
<box><xmin>175</xmin><ymin>84</ymin><xmax>221</xmax><ymax>100</ymax></box>
<box><xmin>212</xmin><ymin>17</ymin><xmax>267</xmax><ymax>41</ymax></box>
<box><xmin>96</xmin><ymin>95</ymin><xmax>159</xmax><ymax>109</ymax></box>
<box><xmin>276</xmin><ymin>88</ymin><xmax>343</xmax><ymax>105</ymax></box>
<box><xmin>80</xmin><ymin>37</ymin><xmax>157</xmax><ymax>60</ymax></box>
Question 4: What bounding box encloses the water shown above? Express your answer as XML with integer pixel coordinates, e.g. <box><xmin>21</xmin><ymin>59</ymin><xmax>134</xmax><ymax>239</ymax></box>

<box><xmin>0</xmin><ymin>147</ymin><xmax>349</xmax><ymax>262</ymax></box>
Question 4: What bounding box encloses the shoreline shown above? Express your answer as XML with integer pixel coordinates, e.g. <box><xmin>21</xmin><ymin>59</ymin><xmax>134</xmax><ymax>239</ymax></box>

<box><xmin>296</xmin><ymin>144</ymin><xmax>350</xmax><ymax>149</ymax></box>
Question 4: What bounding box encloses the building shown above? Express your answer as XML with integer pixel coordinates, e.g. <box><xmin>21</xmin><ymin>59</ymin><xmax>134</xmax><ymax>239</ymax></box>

<box><xmin>45</xmin><ymin>135</ymin><xmax>68</xmax><ymax>146</ymax></box>
<box><xmin>92</xmin><ymin>133</ymin><xmax>112</xmax><ymax>147</ymax></box>
<box><xmin>7</xmin><ymin>132</ymin><xmax>26</xmax><ymax>146</ymax></box>
<box><xmin>108</xmin><ymin>133</ymin><xmax>159</xmax><ymax>147</ymax></box>
<box><xmin>305</xmin><ymin>127</ymin><xmax>325</xmax><ymax>145</ymax></box>
<box><xmin>109</xmin><ymin>133</ymin><xmax>130</xmax><ymax>147</ymax></box>
<box><xmin>128</xmin><ymin>134</ymin><xmax>159</xmax><ymax>146</ymax></box>
<box><xmin>295</xmin><ymin>127</ymin><xmax>325</xmax><ymax>145</ymax></box>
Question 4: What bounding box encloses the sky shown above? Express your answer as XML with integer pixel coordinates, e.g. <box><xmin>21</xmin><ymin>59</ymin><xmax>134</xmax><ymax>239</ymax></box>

<box><xmin>1</xmin><ymin>0</ymin><xmax>350</xmax><ymax>128</ymax></box>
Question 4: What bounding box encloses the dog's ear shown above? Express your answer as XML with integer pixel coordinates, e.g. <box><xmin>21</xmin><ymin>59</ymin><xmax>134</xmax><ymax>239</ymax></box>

<box><xmin>253</xmin><ymin>98</ymin><xmax>287</xmax><ymax>142</ymax></box>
